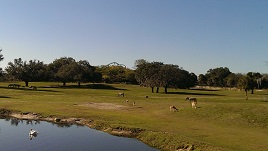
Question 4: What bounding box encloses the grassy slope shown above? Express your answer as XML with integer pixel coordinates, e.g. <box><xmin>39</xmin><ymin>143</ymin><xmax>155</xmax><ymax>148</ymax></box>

<box><xmin>0</xmin><ymin>82</ymin><xmax>268</xmax><ymax>151</ymax></box>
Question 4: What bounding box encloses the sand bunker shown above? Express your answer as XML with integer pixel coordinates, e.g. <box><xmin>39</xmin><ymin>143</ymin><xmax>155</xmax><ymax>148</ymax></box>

<box><xmin>79</xmin><ymin>102</ymin><xmax>126</xmax><ymax>110</ymax></box>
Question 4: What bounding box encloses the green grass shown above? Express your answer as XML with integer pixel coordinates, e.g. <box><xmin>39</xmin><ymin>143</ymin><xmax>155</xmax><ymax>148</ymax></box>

<box><xmin>1</xmin><ymin>82</ymin><xmax>268</xmax><ymax>151</ymax></box>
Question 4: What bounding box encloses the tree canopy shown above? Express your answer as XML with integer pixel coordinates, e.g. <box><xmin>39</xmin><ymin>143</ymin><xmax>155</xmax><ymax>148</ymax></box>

<box><xmin>135</xmin><ymin>60</ymin><xmax>197</xmax><ymax>93</ymax></box>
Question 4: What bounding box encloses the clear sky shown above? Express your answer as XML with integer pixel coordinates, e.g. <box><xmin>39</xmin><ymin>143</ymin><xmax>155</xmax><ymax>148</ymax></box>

<box><xmin>0</xmin><ymin>0</ymin><xmax>267</xmax><ymax>75</ymax></box>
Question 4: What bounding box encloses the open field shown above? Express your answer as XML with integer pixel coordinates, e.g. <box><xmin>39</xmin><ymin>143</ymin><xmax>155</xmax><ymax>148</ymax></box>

<box><xmin>0</xmin><ymin>82</ymin><xmax>268</xmax><ymax>151</ymax></box>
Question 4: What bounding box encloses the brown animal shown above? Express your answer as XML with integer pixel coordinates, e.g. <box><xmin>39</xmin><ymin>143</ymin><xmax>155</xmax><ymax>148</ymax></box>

<box><xmin>170</xmin><ymin>106</ymin><xmax>178</xmax><ymax>112</ymax></box>
<box><xmin>185</xmin><ymin>97</ymin><xmax>197</xmax><ymax>109</ymax></box>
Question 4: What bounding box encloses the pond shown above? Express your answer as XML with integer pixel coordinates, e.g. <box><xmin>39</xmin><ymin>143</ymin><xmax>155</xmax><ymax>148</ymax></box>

<box><xmin>0</xmin><ymin>118</ymin><xmax>158</xmax><ymax>151</ymax></box>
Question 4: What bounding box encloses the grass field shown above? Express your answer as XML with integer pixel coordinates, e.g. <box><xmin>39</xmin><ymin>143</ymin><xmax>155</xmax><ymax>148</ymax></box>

<box><xmin>0</xmin><ymin>82</ymin><xmax>268</xmax><ymax>151</ymax></box>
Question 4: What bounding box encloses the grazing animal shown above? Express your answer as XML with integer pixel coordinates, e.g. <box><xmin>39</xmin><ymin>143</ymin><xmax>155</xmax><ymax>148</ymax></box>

<box><xmin>125</xmin><ymin>100</ymin><xmax>129</xmax><ymax>103</ymax></box>
<box><xmin>185</xmin><ymin>97</ymin><xmax>197</xmax><ymax>109</ymax></box>
<box><xmin>170</xmin><ymin>106</ymin><xmax>178</xmax><ymax>112</ymax></box>
<box><xmin>132</xmin><ymin>101</ymin><xmax>136</xmax><ymax>106</ymax></box>
<box><xmin>118</xmin><ymin>92</ymin><xmax>124</xmax><ymax>97</ymax></box>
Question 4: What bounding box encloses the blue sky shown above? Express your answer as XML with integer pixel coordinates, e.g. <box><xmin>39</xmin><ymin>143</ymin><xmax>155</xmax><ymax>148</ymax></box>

<box><xmin>0</xmin><ymin>0</ymin><xmax>267</xmax><ymax>75</ymax></box>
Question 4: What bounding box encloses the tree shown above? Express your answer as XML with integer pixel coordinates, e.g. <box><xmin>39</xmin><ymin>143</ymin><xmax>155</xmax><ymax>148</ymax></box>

<box><xmin>205</xmin><ymin>67</ymin><xmax>231</xmax><ymax>87</ymax></box>
<box><xmin>75</xmin><ymin>60</ymin><xmax>96</xmax><ymax>86</ymax></box>
<box><xmin>91</xmin><ymin>71</ymin><xmax>102</xmax><ymax>83</ymax></box>
<box><xmin>225</xmin><ymin>73</ymin><xmax>240</xmax><ymax>88</ymax></box>
<box><xmin>135</xmin><ymin>61</ymin><xmax>196</xmax><ymax>93</ymax></box>
<box><xmin>135</xmin><ymin>61</ymin><xmax>163</xmax><ymax>92</ymax></box>
<box><xmin>48</xmin><ymin>57</ymin><xmax>76</xmax><ymax>85</ymax></box>
<box><xmin>198</xmin><ymin>74</ymin><xmax>207</xmax><ymax>86</ymax></box>
<box><xmin>146</xmin><ymin>62</ymin><xmax>163</xmax><ymax>93</ymax></box>
<box><xmin>134</xmin><ymin>59</ymin><xmax>148</xmax><ymax>69</ymax></box>
<box><xmin>134</xmin><ymin>61</ymin><xmax>148</xmax><ymax>86</ymax></box>
<box><xmin>246</xmin><ymin>72</ymin><xmax>261</xmax><ymax>94</ymax></box>
<box><xmin>5</xmin><ymin>58</ymin><xmax>47</xmax><ymax>86</ymax></box>
<box><xmin>160</xmin><ymin>64</ymin><xmax>180</xmax><ymax>93</ymax></box>
<box><xmin>125</xmin><ymin>69</ymin><xmax>137</xmax><ymax>84</ymax></box>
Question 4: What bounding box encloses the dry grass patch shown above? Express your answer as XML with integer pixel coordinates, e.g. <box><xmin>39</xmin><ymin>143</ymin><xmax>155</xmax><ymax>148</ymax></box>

<box><xmin>78</xmin><ymin>102</ymin><xmax>126</xmax><ymax>110</ymax></box>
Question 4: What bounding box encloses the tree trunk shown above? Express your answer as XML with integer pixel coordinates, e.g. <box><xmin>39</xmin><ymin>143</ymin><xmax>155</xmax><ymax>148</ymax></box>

<box><xmin>25</xmin><ymin>81</ymin><xmax>29</xmax><ymax>87</ymax></box>
<box><xmin>151</xmin><ymin>87</ymin><xmax>154</xmax><ymax>93</ymax></box>
<box><xmin>156</xmin><ymin>87</ymin><xmax>159</xmax><ymax>93</ymax></box>
<box><xmin>63</xmin><ymin>82</ymin><xmax>66</xmax><ymax>86</ymax></box>
<box><xmin>78</xmin><ymin>81</ymin><xmax>81</xmax><ymax>87</ymax></box>
<box><xmin>165</xmin><ymin>86</ymin><xmax>168</xmax><ymax>94</ymax></box>
<box><xmin>251</xmin><ymin>89</ymin><xmax>254</xmax><ymax>94</ymax></box>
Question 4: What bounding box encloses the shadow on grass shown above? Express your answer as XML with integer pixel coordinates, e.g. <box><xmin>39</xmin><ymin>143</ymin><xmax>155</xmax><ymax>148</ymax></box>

<box><xmin>166</xmin><ymin>91</ymin><xmax>225</xmax><ymax>96</ymax></box>
<box><xmin>0</xmin><ymin>86</ymin><xmax>59</xmax><ymax>92</ymax></box>
<box><xmin>45</xmin><ymin>84</ymin><xmax>127</xmax><ymax>91</ymax></box>
<box><xmin>190</xmin><ymin>88</ymin><xmax>220</xmax><ymax>92</ymax></box>
<box><xmin>0</xmin><ymin>96</ymin><xmax>11</xmax><ymax>98</ymax></box>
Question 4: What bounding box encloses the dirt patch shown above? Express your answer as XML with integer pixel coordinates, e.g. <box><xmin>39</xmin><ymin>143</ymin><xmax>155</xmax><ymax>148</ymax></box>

<box><xmin>78</xmin><ymin>102</ymin><xmax>126</xmax><ymax>110</ymax></box>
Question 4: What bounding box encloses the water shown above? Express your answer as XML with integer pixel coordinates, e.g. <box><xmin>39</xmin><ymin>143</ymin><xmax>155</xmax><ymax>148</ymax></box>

<box><xmin>0</xmin><ymin>118</ymin><xmax>158</xmax><ymax>151</ymax></box>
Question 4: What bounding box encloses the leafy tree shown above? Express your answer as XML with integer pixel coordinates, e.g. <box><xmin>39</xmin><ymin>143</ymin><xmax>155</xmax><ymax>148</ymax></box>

<box><xmin>160</xmin><ymin>64</ymin><xmax>180</xmax><ymax>93</ymax></box>
<box><xmin>225</xmin><ymin>73</ymin><xmax>240</xmax><ymax>88</ymax></box>
<box><xmin>261</xmin><ymin>74</ymin><xmax>268</xmax><ymax>88</ymax></box>
<box><xmin>135</xmin><ymin>61</ymin><xmax>196</xmax><ymax>93</ymax></box>
<box><xmin>134</xmin><ymin>61</ymin><xmax>148</xmax><ymax>86</ymax></box>
<box><xmin>125</xmin><ymin>69</ymin><xmax>137</xmax><ymax>84</ymax></box>
<box><xmin>135</xmin><ymin>61</ymin><xmax>163</xmax><ymax>92</ymax></box>
<box><xmin>49</xmin><ymin>58</ymin><xmax>98</xmax><ymax>86</ymax></box>
<box><xmin>145</xmin><ymin>62</ymin><xmax>163</xmax><ymax>93</ymax></box>
<box><xmin>48</xmin><ymin>57</ymin><xmax>76</xmax><ymax>85</ymax></box>
<box><xmin>245</xmin><ymin>72</ymin><xmax>261</xmax><ymax>94</ymax></box>
<box><xmin>75</xmin><ymin>60</ymin><xmax>96</xmax><ymax>86</ymax></box>
<box><xmin>5</xmin><ymin>58</ymin><xmax>47</xmax><ymax>86</ymax></box>
<box><xmin>198</xmin><ymin>74</ymin><xmax>207</xmax><ymax>86</ymax></box>
<box><xmin>91</xmin><ymin>71</ymin><xmax>102</xmax><ymax>83</ymax></box>
<box><xmin>205</xmin><ymin>67</ymin><xmax>231</xmax><ymax>87</ymax></box>
<box><xmin>134</xmin><ymin>59</ymin><xmax>148</xmax><ymax>69</ymax></box>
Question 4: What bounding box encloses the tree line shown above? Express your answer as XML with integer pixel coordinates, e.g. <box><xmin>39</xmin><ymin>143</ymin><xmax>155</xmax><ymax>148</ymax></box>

<box><xmin>198</xmin><ymin>67</ymin><xmax>268</xmax><ymax>94</ymax></box>
<box><xmin>0</xmin><ymin>50</ymin><xmax>267</xmax><ymax>94</ymax></box>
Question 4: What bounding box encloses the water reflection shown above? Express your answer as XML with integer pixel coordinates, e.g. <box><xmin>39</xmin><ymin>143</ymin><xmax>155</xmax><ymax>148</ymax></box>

<box><xmin>4</xmin><ymin>117</ymin><xmax>41</xmax><ymax>126</ymax></box>
<box><xmin>0</xmin><ymin>117</ymin><xmax>158</xmax><ymax>151</ymax></box>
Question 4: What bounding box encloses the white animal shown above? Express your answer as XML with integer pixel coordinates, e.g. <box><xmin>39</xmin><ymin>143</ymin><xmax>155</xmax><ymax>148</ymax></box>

<box><xmin>185</xmin><ymin>97</ymin><xmax>197</xmax><ymax>109</ymax></box>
